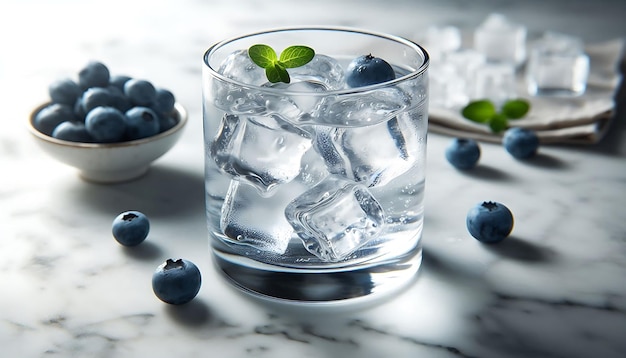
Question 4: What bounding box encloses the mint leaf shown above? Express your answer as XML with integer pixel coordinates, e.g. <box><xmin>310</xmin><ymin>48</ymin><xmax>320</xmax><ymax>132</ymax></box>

<box><xmin>489</xmin><ymin>113</ymin><xmax>508</xmax><ymax>133</ymax></box>
<box><xmin>265</xmin><ymin>65</ymin><xmax>280</xmax><ymax>83</ymax></box>
<box><xmin>265</xmin><ymin>62</ymin><xmax>290</xmax><ymax>83</ymax></box>
<box><xmin>248</xmin><ymin>44</ymin><xmax>277</xmax><ymax>69</ymax></box>
<box><xmin>248</xmin><ymin>44</ymin><xmax>315</xmax><ymax>84</ymax></box>
<box><xmin>279</xmin><ymin>46</ymin><xmax>315</xmax><ymax>68</ymax></box>
<box><xmin>276</xmin><ymin>62</ymin><xmax>290</xmax><ymax>83</ymax></box>
<box><xmin>460</xmin><ymin>98</ymin><xmax>530</xmax><ymax>133</ymax></box>
<box><xmin>502</xmin><ymin>99</ymin><xmax>530</xmax><ymax>119</ymax></box>
<box><xmin>462</xmin><ymin>100</ymin><xmax>496</xmax><ymax>123</ymax></box>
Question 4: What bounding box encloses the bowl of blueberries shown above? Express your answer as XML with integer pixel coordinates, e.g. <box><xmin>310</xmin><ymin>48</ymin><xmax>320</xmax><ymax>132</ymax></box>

<box><xmin>29</xmin><ymin>61</ymin><xmax>188</xmax><ymax>183</ymax></box>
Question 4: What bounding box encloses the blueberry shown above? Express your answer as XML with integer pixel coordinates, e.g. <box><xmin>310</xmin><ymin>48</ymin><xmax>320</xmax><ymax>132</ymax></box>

<box><xmin>73</xmin><ymin>98</ymin><xmax>87</xmax><ymax>122</ymax></box>
<box><xmin>109</xmin><ymin>74</ymin><xmax>132</xmax><ymax>92</ymax></box>
<box><xmin>466</xmin><ymin>201</ymin><xmax>514</xmax><ymax>243</ymax></box>
<box><xmin>124</xmin><ymin>107</ymin><xmax>160</xmax><ymax>140</ymax></box>
<box><xmin>85</xmin><ymin>106</ymin><xmax>126</xmax><ymax>142</ymax></box>
<box><xmin>346</xmin><ymin>54</ymin><xmax>396</xmax><ymax>88</ymax></box>
<box><xmin>48</xmin><ymin>78</ymin><xmax>81</xmax><ymax>106</ymax></box>
<box><xmin>158</xmin><ymin>114</ymin><xmax>178</xmax><ymax>133</ymax></box>
<box><xmin>81</xmin><ymin>87</ymin><xmax>113</xmax><ymax>113</ymax></box>
<box><xmin>154</xmin><ymin>88</ymin><xmax>176</xmax><ymax>113</ymax></box>
<box><xmin>34</xmin><ymin>103</ymin><xmax>75</xmax><ymax>136</ymax></box>
<box><xmin>152</xmin><ymin>259</ymin><xmax>202</xmax><ymax>305</ymax></box>
<box><xmin>78</xmin><ymin>61</ymin><xmax>110</xmax><ymax>89</ymax></box>
<box><xmin>124</xmin><ymin>79</ymin><xmax>157</xmax><ymax>106</ymax></box>
<box><xmin>503</xmin><ymin>127</ymin><xmax>539</xmax><ymax>159</ymax></box>
<box><xmin>112</xmin><ymin>210</ymin><xmax>150</xmax><ymax>247</ymax></box>
<box><xmin>107</xmin><ymin>85</ymin><xmax>132</xmax><ymax>112</ymax></box>
<box><xmin>445</xmin><ymin>138</ymin><xmax>481</xmax><ymax>170</ymax></box>
<box><xmin>51</xmin><ymin>121</ymin><xmax>94</xmax><ymax>142</ymax></box>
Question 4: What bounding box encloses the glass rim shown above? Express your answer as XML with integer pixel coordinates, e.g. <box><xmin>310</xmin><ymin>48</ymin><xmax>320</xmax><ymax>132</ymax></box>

<box><xmin>203</xmin><ymin>25</ymin><xmax>430</xmax><ymax>96</ymax></box>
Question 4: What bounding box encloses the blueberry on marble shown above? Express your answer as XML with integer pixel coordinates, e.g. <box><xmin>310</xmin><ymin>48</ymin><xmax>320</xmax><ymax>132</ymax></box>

<box><xmin>346</xmin><ymin>54</ymin><xmax>396</xmax><ymax>88</ymax></box>
<box><xmin>154</xmin><ymin>88</ymin><xmax>176</xmax><ymax>113</ymax></box>
<box><xmin>51</xmin><ymin>121</ymin><xmax>94</xmax><ymax>142</ymax></box>
<box><xmin>466</xmin><ymin>201</ymin><xmax>514</xmax><ymax>243</ymax></box>
<box><xmin>124</xmin><ymin>107</ymin><xmax>160</xmax><ymax>140</ymax></box>
<box><xmin>78</xmin><ymin>61</ymin><xmax>110</xmax><ymax>89</ymax></box>
<box><xmin>112</xmin><ymin>210</ymin><xmax>150</xmax><ymax>247</ymax></box>
<box><xmin>445</xmin><ymin>138</ymin><xmax>481</xmax><ymax>170</ymax></box>
<box><xmin>48</xmin><ymin>78</ymin><xmax>81</xmax><ymax>106</ymax></box>
<box><xmin>152</xmin><ymin>259</ymin><xmax>202</xmax><ymax>305</ymax></box>
<box><xmin>502</xmin><ymin>127</ymin><xmax>539</xmax><ymax>159</ymax></box>
<box><xmin>34</xmin><ymin>103</ymin><xmax>76</xmax><ymax>136</ymax></box>
<box><xmin>85</xmin><ymin>106</ymin><xmax>127</xmax><ymax>143</ymax></box>
<box><xmin>124</xmin><ymin>79</ymin><xmax>157</xmax><ymax>106</ymax></box>
<box><xmin>81</xmin><ymin>87</ymin><xmax>113</xmax><ymax>113</ymax></box>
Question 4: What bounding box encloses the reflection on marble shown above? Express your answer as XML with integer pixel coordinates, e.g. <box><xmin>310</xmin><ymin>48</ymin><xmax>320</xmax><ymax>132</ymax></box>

<box><xmin>1</xmin><ymin>0</ymin><xmax>626</xmax><ymax>357</ymax></box>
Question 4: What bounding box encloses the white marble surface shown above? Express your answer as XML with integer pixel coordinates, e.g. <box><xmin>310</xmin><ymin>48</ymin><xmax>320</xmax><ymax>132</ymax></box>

<box><xmin>1</xmin><ymin>0</ymin><xmax>626</xmax><ymax>357</ymax></box>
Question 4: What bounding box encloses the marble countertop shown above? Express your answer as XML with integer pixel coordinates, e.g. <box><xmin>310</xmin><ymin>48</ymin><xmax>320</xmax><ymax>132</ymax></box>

<box><xmin>1</xmin><ymin>0</ymin><xmax>625</xmax><ymax>357</ymax></box>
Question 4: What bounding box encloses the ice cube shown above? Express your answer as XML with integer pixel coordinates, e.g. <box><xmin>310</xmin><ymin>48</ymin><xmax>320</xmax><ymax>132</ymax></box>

<box><xmin>316</xmin><ymin>86</ymin><xmax>411</xmax><ymax>126</ymax></box>
<box><xmin>424</xmin><ymin>25</ymin><xmax>462</xmax><ymax>59</ymax></box>
<box><xmin>212</xmin><ymin>50</ymin><xmax>268</xmax><ymax>115</ymax></box>
<box><xmin>472</xmin><ymin>62</ymin><xmax>517</xmax><ymax>105</ymax></box>
<box><xmin>285</xmin><ymin>175</ymin><xmax>386</xmax><ymax>262</ymax></box>
<box><xmin>217</xmin><ymin>49</ymin><xmax>267</xmax><ymax>86</ymax></box>
<box><xmin>446</xmin><ymin>49</ymin><xmax>487</xmax><ymax>85</ymax></box>
<box><xmin>430</xmin><ymin>49</ymin><xmax>487</xmax><ymax>108</ymax></box>
<box><xmin>297</xmin><ymin>146</ymin><xmax>330</xmax><ymax>187</ymax></box>
<box><xmin>312</xmin><ymin>126</ymin><xmax>347</xmax><ymax>177</ymax></box>
<box><xmin>526</xmin><ymin>32</ymin><xmax>589</xmax><ymax>96</ymax></box>
<box><xmin>313</xmin><ymin>113</ymin><xmax>422</xmax><ymax>187</ymax></box>
<box><xmin>429</xmin><ymin>61</ymin><xmax>469</xmax><ymax>109</ymax></box>
<box><xmin>210</xmin><ymin>113</ymin><xmax>313</xmax><ymax>196</ymax></box>
<box><xmin>220</xmin><ymin>180</ymin><xmax>296</xmax><ymax>254</ymax></box>
<box><xmin>474</xmin><ymin>13</ymin><xmax>527</xmax><ymax>66</ymax></box>
<box><xmin>212</xmin><ymin>83</ymin><xmax>267</xmax><ymax>115</ymax></box>
<box><xmin>262</xmin><ymin>80</ymin><xmax>330</xmax><ymax>124</ymax></box>
<box><xmin>288</xmin><ymin>54</ymin><xmax>345</xmax><ymax>90</ymax></box>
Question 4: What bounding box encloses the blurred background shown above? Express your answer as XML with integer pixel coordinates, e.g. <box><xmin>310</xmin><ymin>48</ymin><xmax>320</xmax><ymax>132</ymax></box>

<box><xmin>2</xmin><ymin>0</ymin><xmax>624</xmax><ymax>158</ymax></box>
<box><xmin>0</xmin><ymin>0</ymin><xmax>622</xmax><ymax>158</ymax></box>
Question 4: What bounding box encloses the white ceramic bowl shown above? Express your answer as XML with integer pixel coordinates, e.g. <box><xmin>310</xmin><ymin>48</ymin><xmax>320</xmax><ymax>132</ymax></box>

<box><xmin>28</xmin><ymin>102</ymin><xmax>188</xmax><ymax>183</ymax></box>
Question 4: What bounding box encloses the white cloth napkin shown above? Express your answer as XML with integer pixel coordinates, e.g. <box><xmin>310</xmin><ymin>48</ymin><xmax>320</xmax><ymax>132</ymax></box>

<box><xmin>428</xmin><ymin>39</ymin><xmax>624</xmax><ymax>145</ymax></box>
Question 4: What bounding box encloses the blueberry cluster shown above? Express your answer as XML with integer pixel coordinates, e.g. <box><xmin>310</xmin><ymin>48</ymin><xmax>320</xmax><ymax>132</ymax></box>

<box><xmin>112</xmin><ymin>210</ymin><xmax>201</xmax><ymax>305</ymax></box>
<box><xmin>34</xmin><ymin>61</ymin><xmax>178</xmax><ymax>143</ymax></box>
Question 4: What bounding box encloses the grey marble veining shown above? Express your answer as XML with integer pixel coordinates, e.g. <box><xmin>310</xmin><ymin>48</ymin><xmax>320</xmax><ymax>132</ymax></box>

<box><xmin>1</xmin><ymin>0</ymin><xmax>626</xmax><ymax>357</ymax></box>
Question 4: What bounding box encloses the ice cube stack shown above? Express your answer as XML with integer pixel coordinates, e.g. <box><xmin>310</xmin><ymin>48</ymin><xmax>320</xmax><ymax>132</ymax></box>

<box><xmin>426</xmin><ymin>13</ymin><xmax>590</xmax><ymax>109</ymax></box>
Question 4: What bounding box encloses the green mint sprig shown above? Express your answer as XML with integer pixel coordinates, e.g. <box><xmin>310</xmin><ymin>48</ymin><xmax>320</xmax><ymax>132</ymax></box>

<box><xmin>461</xmin><ymin>98</ymin><xmax>530</xmax><ymax>133</ymax></box>
<box><xmin>248</xmin><ymin>44</ymin><xmax>315</xmax><ymax>84</ymax></box>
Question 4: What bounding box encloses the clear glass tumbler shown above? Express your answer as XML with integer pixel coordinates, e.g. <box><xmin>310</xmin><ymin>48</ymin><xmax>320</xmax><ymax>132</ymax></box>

<box><xmin>202</xmin><ymin>27</ymin><xmax>429</xmax><ymax>302</ymax></box>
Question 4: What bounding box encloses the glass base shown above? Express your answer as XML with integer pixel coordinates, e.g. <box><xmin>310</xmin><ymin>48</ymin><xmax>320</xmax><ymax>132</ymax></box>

<box><xmin>212</xmin><ymin>244</ymin><xmax>422</xmax><ymax>304</ymax></box>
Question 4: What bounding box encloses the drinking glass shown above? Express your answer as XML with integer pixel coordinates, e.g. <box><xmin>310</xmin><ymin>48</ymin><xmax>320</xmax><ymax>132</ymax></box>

<box><xmin>202</xmin><ymin>27</ymin><xmax>429</xmax><ymax>302</ymax></box>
